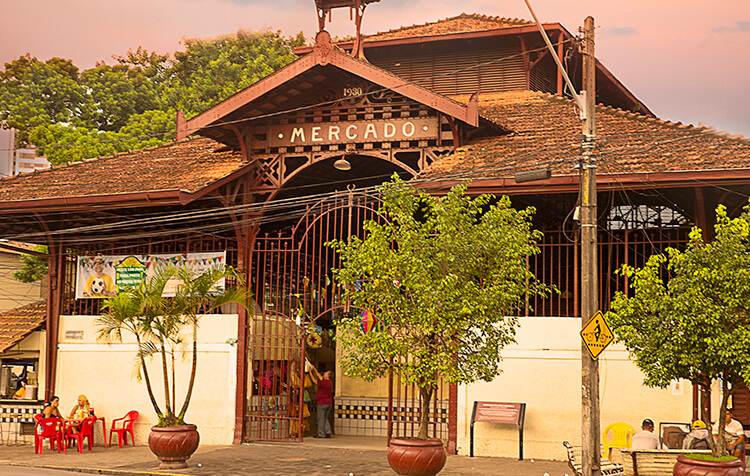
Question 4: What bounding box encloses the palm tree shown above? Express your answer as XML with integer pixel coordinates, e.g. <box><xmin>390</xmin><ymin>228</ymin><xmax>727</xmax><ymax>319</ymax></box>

<box><xmin>97</xmin><ymin>264</ymin><xmax>248</xmax><ymax>427</ymax></box>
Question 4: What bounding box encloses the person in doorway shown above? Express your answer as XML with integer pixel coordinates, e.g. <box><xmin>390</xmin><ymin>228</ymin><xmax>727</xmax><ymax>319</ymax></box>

<box><xmin>712</xmin><ymin>410</ymin><xmax>745</xmax><ymax>458</ymax></box>
<box><xmin>632</xmin><ymin>418</ymin><xmax>662</xmax><ymax>449</ymax></box>
<box><xmin>312</xmin><ymin>369</ymin><xmax>333</xmax><ymax>438</ymax></box>
<box><xmin>12</xmin><ymin>382</ymin><xmax>26</xmax><ymax>399</ymax></box>
<box><xmin>682</xmin><ymin>420</ymin><xmax>711</xmax><ymax>450</ymax></box>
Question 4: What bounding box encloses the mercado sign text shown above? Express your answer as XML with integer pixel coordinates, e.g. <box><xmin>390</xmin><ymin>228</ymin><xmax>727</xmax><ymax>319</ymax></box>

<box><xmin>269</xmin><ymin>117</ymin><xmax>438</xmax><ymax>147</ymax></box>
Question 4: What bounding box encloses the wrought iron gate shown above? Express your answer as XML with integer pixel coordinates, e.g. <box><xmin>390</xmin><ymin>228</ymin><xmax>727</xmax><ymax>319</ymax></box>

<box><xmin>244</xmin><ymin>187</ymin><xmax>452</xmax><ymax>444</ymax></box>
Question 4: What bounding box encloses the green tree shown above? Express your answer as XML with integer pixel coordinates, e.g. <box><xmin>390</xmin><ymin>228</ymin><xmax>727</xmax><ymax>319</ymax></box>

<box><xmin>1</xmin><ymin>28</ymin><xmax>304</xmax><ymax>161</ymax></box>
<box><xmin>29</xmin><ymin>124</ymin><xmax>118</xmax><ymax>164</ymax></box>
<box><xmin>607</xmin><ymin>203</ymin><xmax>750</xmax><ymax>457</ymax></box>
<box><xmin>30</xmin><ymin>109</ymin><xmax>176</xmax><ymax>164</ymax></box>
<box><xmin>329</xmin><ymin>179</ymin><xmax>550</xmax><ymax>439</ymax></box>
<box><xmin>97</xmin><ymin>264</ymin><xmax>248</xmax><ymax>427</ymax></box>
<box><xmin>12</xmin><ymin>245</ymin><xmax>48</xmax><ymax>283</ymax></box>
<box><xmin>113</xmin><ymin>46</ymin><xmax>171</xmax><ymax>83</ymax></box>
<box><xmin>81</xmin><ymin>63</ymin><xmax>162</xmax><ymax>131</ymax></box>
<box><xmin>0</xmin><ymin>55</ymin><xmax>91</xmax><ymax>145</ymax></box>
<box><xmin>163</xmin><ymin>29</ymin><xmax>305</xmax><ymax>117</ymax></box>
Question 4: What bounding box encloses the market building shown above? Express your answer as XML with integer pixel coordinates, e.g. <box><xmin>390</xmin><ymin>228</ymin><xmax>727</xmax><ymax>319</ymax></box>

<box><xmin>1</xmin><ymin>3</ymin><xmax>750</xmax><ymax>459</ymax></box>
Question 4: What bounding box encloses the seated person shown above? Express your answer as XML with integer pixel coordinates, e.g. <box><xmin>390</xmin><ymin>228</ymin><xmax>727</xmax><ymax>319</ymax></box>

<box><xmin>682</xmin><ymin>419</ymin><xmax>711</xmax><ymax>450</ymax></box>
<box><xmin>632</xmin><ymin>418</ymin><xmax>662</xmax><ymax>449</ymax></box>
<box><xmin>68</xmin><ymin>394</ymin><xmax>93</xmax><ymax>434</ymax></box>
<box><xmin>712</xmin><ymin>410</ymin><xmax>745</xmax><ymax>458</ymax></box>
<box><xmin>43</xmin><ymin>395</ymin><xmax>64</xmax><ymax>420</ymax></box>
<box><xmin>13</xmin><ymin>382</ymin><xmax>26</xmax><ymax>399</ymax></box>
<box><xmin>69</xmin><ymin>394</ymin><xmax>92</xmax><ymax>420</ymax></box>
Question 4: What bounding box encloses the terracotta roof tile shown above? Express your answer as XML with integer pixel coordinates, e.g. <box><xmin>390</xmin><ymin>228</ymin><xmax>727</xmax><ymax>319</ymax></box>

<box><xmin>1</xmin><ymin>92</ymin><xmax>748</xmax><ymax>204</ymax></box>
<box><xmin>0</xmin><ymin>136</ymin><xmax>244</xmax><ymax>203</ymax></box>
<box><xmin>420</xmin><ymin>91</ymin><xmax>750</xmax><ymax>180</ymax></box>
<box><xmin>366</xmin><ymin>13</ymin><xmax>533</xmax><ymax>41</ymax></box>
<box><xmin>0</xmin><ymin>301</ymin><xmax>45</xmax><ymax>353</ymax></box>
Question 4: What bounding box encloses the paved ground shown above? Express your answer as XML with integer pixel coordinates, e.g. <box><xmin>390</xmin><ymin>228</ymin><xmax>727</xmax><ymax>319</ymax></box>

<box><xmin>0</xmin><ymin>435</ymin><xmax>574</xmax><ymax>475</ymax></box>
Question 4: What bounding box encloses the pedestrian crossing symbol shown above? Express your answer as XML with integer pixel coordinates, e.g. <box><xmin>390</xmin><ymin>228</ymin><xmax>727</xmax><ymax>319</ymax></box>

<box><xmin>580</xmin><ymin>311</ymin><xmax>614</xmax><ymax>360</ymax></box>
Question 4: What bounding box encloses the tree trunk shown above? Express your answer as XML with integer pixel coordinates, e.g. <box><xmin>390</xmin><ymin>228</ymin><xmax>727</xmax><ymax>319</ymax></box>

<box><xmin>714</xmin><ymin>377</ymin><xmax>733</xmax><ymax>458</ymax></box>
<box><xmin>136</xmin><ymin>334</ymin><xmax>162</xmax><ymax>417</ymax></box>
<box><xmin>699</xmin><ymin>382</ymin><xmax>717</xmax><ymax>455</ymax></box>
<box><xmin>418</xmin><ymin>385</ymin><xmax>434</xmax><ymax>440</ymax></box>
<box><xmin>159</xmin><ymin>339</ymin><xmax>174</xmax><ymax>424</ymax></box>
<box><xmin>178</xmin><ymin>322</ymin><xmax>198</xmax><ymax>421</ymax></box>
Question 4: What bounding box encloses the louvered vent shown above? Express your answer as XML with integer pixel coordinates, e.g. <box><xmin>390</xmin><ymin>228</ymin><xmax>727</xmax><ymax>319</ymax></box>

<box><xmin>370</xmin><ymin>39</ymin><xmax>529</xmax><ymax>96</ymax></box>
<box><xmin>529</xmin><ymin>54</ymin><xmax>557</xmax><ymax>94</ymax></box>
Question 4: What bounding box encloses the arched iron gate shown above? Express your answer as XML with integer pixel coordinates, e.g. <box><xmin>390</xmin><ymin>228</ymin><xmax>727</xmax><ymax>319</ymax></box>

<box><xmin>244</xmin><ymin>187</ymin><xmax>453</xmax><ymax>445</ymax></box>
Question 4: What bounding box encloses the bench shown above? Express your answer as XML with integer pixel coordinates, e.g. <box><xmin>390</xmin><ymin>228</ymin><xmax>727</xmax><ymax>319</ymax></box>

<box><xmin>563</xmin><ymin>440</ymin><xmax>625</xmax><ymax>476</ymax></box>
<box><xmin>619</xmin><ymin>448</ymin><xmax>711</xmax><ymax>476</ymax></box>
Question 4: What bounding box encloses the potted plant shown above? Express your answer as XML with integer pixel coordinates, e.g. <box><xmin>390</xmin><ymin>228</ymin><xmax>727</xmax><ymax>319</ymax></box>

<box><xmin>329</xmin><ymin>179</ymin><xmax>550</xmax><ymax>476</ymax></box>
<box><xmin>97</xmin><ymin>263</ymin><xmax>247</xmax><ymax>469</ymax></box>
<box><xmin>607</xmin><ymin>204</ymin><xmax>750</xmax><ymax>475</ymax></box>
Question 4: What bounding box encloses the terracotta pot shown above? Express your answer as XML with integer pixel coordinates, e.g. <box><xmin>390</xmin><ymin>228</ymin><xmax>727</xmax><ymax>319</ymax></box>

<box><xmin>673</xmin><ymin>454</ymin><xmax>743</xmax><ymax>476</ymax></box>
<box><xmin>387</xmin><ymin>438</ymin><xmax>446</xmax><ymax>476</ymax></box>
<box><xmin>148</xmin><ymin>424</ymin><xmax>200</xmax><ymax>469</ymax></box>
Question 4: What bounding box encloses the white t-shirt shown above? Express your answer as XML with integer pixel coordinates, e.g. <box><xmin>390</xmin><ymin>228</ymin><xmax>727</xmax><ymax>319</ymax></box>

<box><xmin>632</xmin><ymin>430</ymin><xmax>661</xmax><ymax>449</ymax></box>
<box><xmin>713</xmin><ymin>418</ymin><xmax>744</xmax><ymax>437</ymax></box>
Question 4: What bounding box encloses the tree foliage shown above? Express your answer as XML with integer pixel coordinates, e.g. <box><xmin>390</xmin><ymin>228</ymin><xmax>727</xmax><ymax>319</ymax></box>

<box><xmin>607</xmin><ymin>203</ymin><xmax>750</xmax><ymax>457</ymax></box>
<box><xmin>0</xmin><ymin>28</ymin><xmax>305</xmax><ymax>164</ymax></box>
<box><xmin>329</xmin><ymin>178</ymin><xmax>550</xmax><ymax>439</ymax></box>
<box><xmin>97</xmin><ymin>265</ymin><xmax>248</xmax><ymax>427</ymax></box>
<box><xmin>12</xmin><ymin>245</ymin><xmax>48</xmax><ymax>283</ymax></box>
<box><xmin>164</xmin><ymin>29</ymin><xmax>305</xmax><ymax>118</ymax></box>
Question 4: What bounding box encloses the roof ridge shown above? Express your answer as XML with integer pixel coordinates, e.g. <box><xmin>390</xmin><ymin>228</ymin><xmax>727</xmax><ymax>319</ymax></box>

<box><xmin>365</xmin><ymin>12</ymin><xmax>532</xmax><ymax>39</ymax></box>
<box><xmin>596</xmin><ymin>101</ymin><xmax>749</xmax><ymax>142</ymax></box>
<box><xmin>0</xmin><ymin>299</ymin><xmax>46</xmax><ymax>317</ymax></box>
<box><xmin>489</xmin><ymin>90</ymin><xmax>749</xmax><ymax>143</ymax></box>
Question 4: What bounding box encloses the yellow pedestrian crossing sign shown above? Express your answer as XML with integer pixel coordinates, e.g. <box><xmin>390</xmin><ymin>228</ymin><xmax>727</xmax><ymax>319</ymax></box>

<box><xmin>580</xmin><ymin>311</ymin><xmax>614</xmax><ymax>360</ymax></box>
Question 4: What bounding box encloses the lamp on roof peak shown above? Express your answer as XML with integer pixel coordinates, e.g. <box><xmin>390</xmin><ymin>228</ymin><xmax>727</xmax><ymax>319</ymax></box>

<box><xmin>334</xmin><ymin>155</ymin><xmax>352</xmax><ymax>171</ymax></box>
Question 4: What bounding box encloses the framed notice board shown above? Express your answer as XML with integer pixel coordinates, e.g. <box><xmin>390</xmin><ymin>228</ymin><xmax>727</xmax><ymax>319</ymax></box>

<box><xmin>470</xmin><ymin>401</ymin><xmax>526</xmax><ymax>459</ymax></box>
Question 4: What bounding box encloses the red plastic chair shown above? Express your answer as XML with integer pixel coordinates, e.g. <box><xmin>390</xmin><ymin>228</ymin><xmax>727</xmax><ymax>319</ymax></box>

<box><xmin>66</xmin><ymin>416</ymin><xmax>96</xmax><ymax>453</ymax></box>
<box><xmin>35</xmin><ymin>417</ymin><xmax>63</xmax><ymax>454</ymax></box>
<box><xmin>109</xmin><ymin>410</ymin><xmax>139</xmax><ymax>448</ymax></box>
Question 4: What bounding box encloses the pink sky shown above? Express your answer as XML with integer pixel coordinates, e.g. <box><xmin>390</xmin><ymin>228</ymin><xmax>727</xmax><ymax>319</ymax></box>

<box><xmin>1</xmin><ymin>0</ymin><xmax>749</xmax><ymax>137</ymax></box>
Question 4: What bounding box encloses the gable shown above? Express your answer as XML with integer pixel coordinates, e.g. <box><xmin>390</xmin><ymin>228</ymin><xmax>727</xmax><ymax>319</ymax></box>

<box><xmin>180</xmin><ymin>32</ymin><xmax>479</xmax><ymax>147</ymax></box>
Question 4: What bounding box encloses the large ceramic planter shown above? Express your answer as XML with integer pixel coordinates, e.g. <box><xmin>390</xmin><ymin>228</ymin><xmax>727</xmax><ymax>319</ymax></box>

<box><xmin>148</xmin><ymin>424</ymin><xmax>200</xmax><ymax>469</ymax></box>
<box><xmin>673</xmin><ymin>454</ymin><xmax>743</xmax><ymax>476</ymax></box>
<box><xmin>387</xmin><ymin>438</ymin><xmax>446</xmax><ymax>476</ymax></box>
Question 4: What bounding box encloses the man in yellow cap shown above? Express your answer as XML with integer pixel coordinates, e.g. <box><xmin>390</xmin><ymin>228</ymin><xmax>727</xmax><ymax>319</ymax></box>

<box><xmin>682</xmin><ymin>419</ymin><xmax>710</xmax><ymax>450</ymax></box>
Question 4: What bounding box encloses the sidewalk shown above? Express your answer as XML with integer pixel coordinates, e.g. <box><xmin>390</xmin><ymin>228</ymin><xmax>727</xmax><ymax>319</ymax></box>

<box><xmin>0</xmin><ymin>436</ymin><xmax>573</xmax><ymax>475</ymax></box>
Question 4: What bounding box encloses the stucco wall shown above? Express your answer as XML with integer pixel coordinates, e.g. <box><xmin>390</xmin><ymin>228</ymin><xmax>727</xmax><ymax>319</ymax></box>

<box><xmin>457</xmin><ymin>317</ymin><xmax>694</xmax><ymax>461</ymax></box>
<box><xmin>56</xmin><ymin>314</ymin><xmax>238</xmax><ymax>445</ymax></box>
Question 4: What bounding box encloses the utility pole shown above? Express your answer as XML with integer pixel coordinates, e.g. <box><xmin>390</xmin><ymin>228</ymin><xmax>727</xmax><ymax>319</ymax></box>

<box><xmin>521</xmin><ymin>6</ymin><xmax>600</xmax><ymax>472</ymax></box>
<box><xmin>580</xmin><ymin>16</ymin><xmax>600</xmax><ymax>476</ymax></box>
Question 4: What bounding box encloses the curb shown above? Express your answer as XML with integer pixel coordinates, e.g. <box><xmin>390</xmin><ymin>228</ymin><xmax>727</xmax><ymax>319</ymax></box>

<box><xmin>9</xmin><ymin>463</ymin><xmax>191</xmax><ymax>476</ymax></box>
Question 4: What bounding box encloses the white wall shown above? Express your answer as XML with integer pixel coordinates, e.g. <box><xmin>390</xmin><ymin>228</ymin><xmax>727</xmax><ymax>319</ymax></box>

<box><xmin>458</xmin><ymin>317</ymin><xmax>693</xmax><ymax>461</ymax></box>
<box><xmin>56</xmin><ymin>314</ymin><xmax>239</xmax><ymax>445</ymax></box>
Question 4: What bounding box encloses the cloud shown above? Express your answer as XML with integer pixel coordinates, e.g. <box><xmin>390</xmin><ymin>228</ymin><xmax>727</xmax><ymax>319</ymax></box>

<box><xmin>710</xmin><ymin>21</ymin><xmax>750</xmax><ymax>34</ymax></box>
<box><xmin>214</xmin><ymin>0</ymin><xmax>307</xmax><ymax>5</ymax></box>
<box><xmin>604</xmin><ymin>26</ymin><xmax>637</xmax><ymax>37</ymax></box>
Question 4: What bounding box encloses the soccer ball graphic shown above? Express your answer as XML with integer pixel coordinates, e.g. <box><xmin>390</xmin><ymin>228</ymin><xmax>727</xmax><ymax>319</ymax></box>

<box><xmin>90</xmin><ymin>277</ymin><xmax>106</xmax><ymax>295</ymax></box>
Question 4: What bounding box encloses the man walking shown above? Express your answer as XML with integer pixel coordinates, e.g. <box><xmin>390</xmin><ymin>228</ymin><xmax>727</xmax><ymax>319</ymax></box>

<box><xmin>312</xmin><ymin>369</ymin><xmax>333</xmax><ymax>438</ymax></box>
